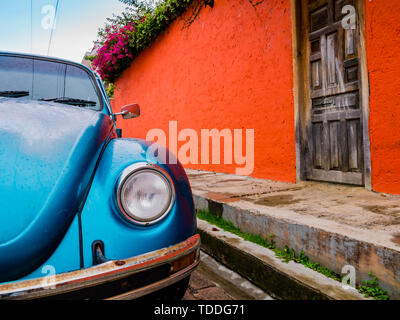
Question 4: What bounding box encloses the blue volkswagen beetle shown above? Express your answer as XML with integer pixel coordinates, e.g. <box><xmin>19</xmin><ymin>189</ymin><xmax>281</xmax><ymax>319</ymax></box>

<box><xmin>0</xmin><ymin>52</ymin><xmax>199</xmax><ymax>300</ymax></box>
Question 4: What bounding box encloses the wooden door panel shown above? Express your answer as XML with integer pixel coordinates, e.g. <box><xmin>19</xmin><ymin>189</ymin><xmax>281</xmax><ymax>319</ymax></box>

<box><xmin>310</xmin><ymin>5</ymin><xmax>329</xmax><ymax>32</ymax></box>
<box><xmin>326</xmin><ymin>32</ymin><xmax>337</xmax><ymax>87</ymax></box>
<box><xmin>345</xmin><ymin>29</ymin><xmax>357</xmax><ymax>59</ymax></box>
<box><xmin>329</xmin><ymin>121</ymin><xmax>340</xmax><ymax>169</ymax></box>
<box><xmin>304</xmin><ymin>0</ymin><xmax>364</xmax><ymax>185</ymax></box>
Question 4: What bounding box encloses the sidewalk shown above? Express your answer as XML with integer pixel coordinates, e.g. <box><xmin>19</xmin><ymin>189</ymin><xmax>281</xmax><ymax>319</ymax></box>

<box><xmin>186</xmin><ymin>169</ymin><xmax>400</xmax><ymax>299</ymax></box>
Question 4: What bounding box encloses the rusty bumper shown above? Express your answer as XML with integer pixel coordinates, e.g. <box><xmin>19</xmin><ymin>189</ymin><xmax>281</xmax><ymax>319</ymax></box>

<box><xmin>0</xmin><ymin>234</ymin><xmax>200</xmax><ymax>300</ymax></box>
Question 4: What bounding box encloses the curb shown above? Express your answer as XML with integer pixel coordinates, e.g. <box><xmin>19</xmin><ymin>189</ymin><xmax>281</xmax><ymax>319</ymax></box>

<box><xmin>197</xmin><ymin>219</ymin><xmax>368</xmax><ymax>300</ymax></box>
<box><xmin>193</xmin><ymin>193</ymin><xmax>399</xmax><ymax>299</ymax></box>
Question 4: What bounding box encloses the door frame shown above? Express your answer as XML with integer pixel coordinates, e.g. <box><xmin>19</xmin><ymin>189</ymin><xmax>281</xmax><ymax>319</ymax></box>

<box><xmin>291</xmin><ymin>0</ymin><xmax>372</xmax><ymax>189</ymax></box>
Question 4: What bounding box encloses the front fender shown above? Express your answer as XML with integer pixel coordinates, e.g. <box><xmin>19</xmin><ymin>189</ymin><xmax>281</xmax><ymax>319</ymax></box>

<box><xmin>80</xmin><ymin>138</ymin><xmax>197</xmax><ymax>268</ymax></box>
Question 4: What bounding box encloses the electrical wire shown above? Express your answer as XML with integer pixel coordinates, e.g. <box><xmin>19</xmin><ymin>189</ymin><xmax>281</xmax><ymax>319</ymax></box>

<box><xmin>47</xmin><ymin>0</ymin><xmax>60</xmax><ymax>56</ymax></box>
<box><xmin>30</xmin><ymin>0</ymin><xmax>33</xmax><ymax>53</ymax></box>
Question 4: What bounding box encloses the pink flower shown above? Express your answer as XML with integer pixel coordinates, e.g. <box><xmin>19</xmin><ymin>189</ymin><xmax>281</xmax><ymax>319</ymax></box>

<box><xmin>92</xmin><ymin>22</ymin><xmax>136</xmax><ymax>81</ymax></box>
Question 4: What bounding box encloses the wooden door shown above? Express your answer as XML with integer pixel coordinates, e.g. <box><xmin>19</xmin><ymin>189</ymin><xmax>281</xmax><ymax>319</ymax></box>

<box><xmin>304</xmin><ymin>0</ymin><xmax>364</xmax><ymax>185</ymax></box>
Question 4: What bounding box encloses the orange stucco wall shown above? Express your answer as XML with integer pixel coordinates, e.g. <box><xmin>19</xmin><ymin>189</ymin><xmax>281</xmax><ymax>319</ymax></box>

<box><xmin>365</xmin><ymin>0</ymin><xmax>400</xmax><ymax>194</ymax></box>
<box><xmin>112</xmin><ymin>0</ymin><xmax>400</xmax><ymax>193</ymax></box>
<box><xmin>113</xmin><ymin>0</ymin><xmax>296</xmax><ymax>182</ymax></box>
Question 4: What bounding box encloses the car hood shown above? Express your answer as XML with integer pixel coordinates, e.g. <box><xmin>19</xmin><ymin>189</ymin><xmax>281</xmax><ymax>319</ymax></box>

<box><xmin>0</xmin><ymin>98</ymin><xmax>112</xmax><ymax>281</ymax></box>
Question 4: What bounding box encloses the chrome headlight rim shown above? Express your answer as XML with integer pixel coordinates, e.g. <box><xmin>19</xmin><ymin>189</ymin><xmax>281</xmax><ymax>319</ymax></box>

<box><xmin>116</xmin><ymin>162</ymin><xmax>175</xmax><ymax>226</ymax></box>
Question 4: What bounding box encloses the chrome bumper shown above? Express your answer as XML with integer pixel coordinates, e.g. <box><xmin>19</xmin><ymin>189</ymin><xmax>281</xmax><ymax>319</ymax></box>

<box><xmin>0</xmin><ymin>234</ymin><xmax>200</xmax><ymax>300</ymax></box>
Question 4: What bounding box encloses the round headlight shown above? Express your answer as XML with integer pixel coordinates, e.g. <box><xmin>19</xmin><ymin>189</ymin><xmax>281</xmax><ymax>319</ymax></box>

<box><xmin>117</xmin><ymin>164</ymin><xmax>175</xmax><ymax>225</ymax></box>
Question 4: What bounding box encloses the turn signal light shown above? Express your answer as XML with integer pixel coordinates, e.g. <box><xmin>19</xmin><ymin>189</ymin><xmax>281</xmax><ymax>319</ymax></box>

<box><xmin>171</xmin><ymin>251</ymin><xmax>197</xmax><ymax>273</ymax></box>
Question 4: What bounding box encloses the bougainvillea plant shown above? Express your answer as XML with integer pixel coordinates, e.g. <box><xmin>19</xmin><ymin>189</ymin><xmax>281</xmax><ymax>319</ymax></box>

<box><xmin>92</xmin><ymin>24</ymin><xmax>135</xmax><ymax>82</ymax></box>
<box><xmin>90</xmin><ymin>0</ymin><xmax>194</xmax><ymax>82</ymax></box>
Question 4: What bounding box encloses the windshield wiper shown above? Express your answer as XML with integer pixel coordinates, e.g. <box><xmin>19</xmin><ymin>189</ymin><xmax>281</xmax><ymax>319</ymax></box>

<box><xmin>39</xmin><ymin>97</ymin><xmax>97</xmax><ymax>107</ymax></box>
<box><xmin>0</xmin><ymin>91</ymin><xmax>29</xmax><ymax>98</ymax></box>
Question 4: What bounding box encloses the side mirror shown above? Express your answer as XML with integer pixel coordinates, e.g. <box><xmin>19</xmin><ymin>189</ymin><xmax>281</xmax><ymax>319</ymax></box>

<box><xmin>121</xmin><ymin>103</ymin><xmax>140</xmax><ymax>119</ymax></box>
<box><xmin>114</xmin><ymin>103</ymin><xmax>140</xmax><ymax>120</ymax></box>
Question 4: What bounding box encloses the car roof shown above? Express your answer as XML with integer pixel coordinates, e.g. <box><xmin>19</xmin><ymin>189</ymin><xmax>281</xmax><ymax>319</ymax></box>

<box><xmin>0</xmin><ymin>51</ymin><xmax>94</xmax><ymax>75</ymax></box>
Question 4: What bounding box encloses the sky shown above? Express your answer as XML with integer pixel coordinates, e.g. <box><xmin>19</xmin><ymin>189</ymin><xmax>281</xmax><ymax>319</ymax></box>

<box><xmin>0</xmin><ymin>0</ymin><xmax>128</xmax><ymax>63</ymax></box>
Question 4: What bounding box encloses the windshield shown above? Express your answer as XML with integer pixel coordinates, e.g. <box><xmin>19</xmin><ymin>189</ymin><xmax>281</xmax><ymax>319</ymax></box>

<box><xmin>0</xmin><ymin>55</ymin><xmax>101</xmax><ymax>110</ymax></box>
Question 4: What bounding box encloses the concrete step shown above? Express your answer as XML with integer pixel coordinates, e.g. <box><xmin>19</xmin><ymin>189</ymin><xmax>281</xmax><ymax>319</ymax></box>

<box><xmin>187</xmin><ymin>169</ymin><xmax>400</xmax><ymax>299</ymax></box>
<box><xmin>197</xmin><ymin>219</ymin><xmax>367</xmax><ymax>300</ymax></box>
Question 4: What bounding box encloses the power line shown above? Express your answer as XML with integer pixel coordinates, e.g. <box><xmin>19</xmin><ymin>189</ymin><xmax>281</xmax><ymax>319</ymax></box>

<box><xmin>30</xmin><ymin>0</ymin><xmax>33</xmax><ymax>53</ymax></box>
<box><xmin>47</xmin><ymin>0</ymin><xmax>60</xmax><ymax>56</ymax></box>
